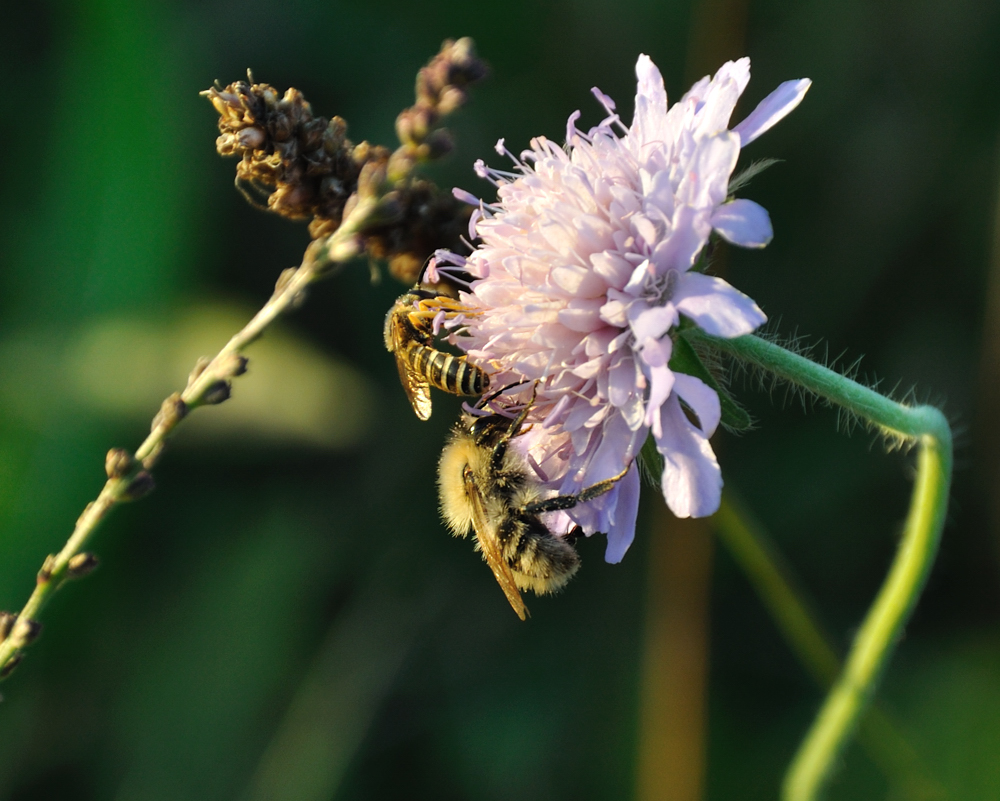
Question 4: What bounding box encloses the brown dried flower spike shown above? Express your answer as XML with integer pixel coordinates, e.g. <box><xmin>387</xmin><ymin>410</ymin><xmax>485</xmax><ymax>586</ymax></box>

<box><xmin>204</xmin><ymin>38</ymin><xmax>488</xmax><ymax>286</ymax></box>
<box><xmin>203</xmin><ymin>77</ymin><xmax>375</xmax><ymax>230</ymax></box>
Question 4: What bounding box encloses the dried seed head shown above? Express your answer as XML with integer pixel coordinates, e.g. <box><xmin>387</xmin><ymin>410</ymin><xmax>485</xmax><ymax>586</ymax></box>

<box><xmin>203</xmin><ymin>77</ymin><xmax>369</xmax><ymax>230</ymax></box>
<box><xmin>67</xmin><ymin>553</ymin><xmax>100</xmax><ymax>578</ymax></box>
<box><xmin>105</xmin><ymin>448</ymin><xmax>136</xmax><ymax>479</ymax></box>
<box><xmin>365</xmin><ymin>180</ymin><xmax>473</xmax><ymax>285</ymax></box>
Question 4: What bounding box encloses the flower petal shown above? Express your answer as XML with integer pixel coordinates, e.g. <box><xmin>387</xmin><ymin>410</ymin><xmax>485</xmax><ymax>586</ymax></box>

<box><xmin>733</xmin><ymin>78</ymin><xmax>812</xmax><ymax>146</ymax></box>
<box><xmin>604</xmin><ymin>463</ymin><xmax>641</xmax><ymax>563</ymax></box>
<box><xmin>632</xmin><ymin>54</ymin><xmax>668</xmax><ymax>145</ymax></box>
<box><xmin>672</xmin><ymin>372</ymin><xmax>721</xmax><ymax>437</ymax></box>
<box><xmin>656</xmin><ymin>397</ymin><xmax>722</xmax><ymax>518</ymax></box>
<box><xmin>630</xmin><ymin>304</ymin><xmax>676</xmax><ymax>343</ymax></box>
<box><xmin>672</xmin><ymin>272</ymin><xmax>766</xmax><ymax>337</ymax></box>
<box><xmin>711</xmin><ymin>198</ymin><xmax>773</xmax><ymax>248</ymax></box>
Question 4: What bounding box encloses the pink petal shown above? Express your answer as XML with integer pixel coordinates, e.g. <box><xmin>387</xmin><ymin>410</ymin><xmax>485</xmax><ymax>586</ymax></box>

<box><xmin>632</xmin><ymin>56</ymin><xmax>668</xmax><ymax>146</ymax></box>
<box><xmin>651</xmin><ymin>204</ymin><xmax>712</xmax><ymax>272</ymax></box>
<box><xmin>604</xmin><ymin>463</ymin><xmax>641</xmax><ymax>563</ymax></box>
<box><xmin>630</xmin><ymin>304</ymin><xmax>676</xmax><ymax>342</ymax></box>
<box><xmin>675</xmin><ymin>132</ymin><xmax>739</xmax><ymax>208</ymax></box>
<box><xmin>656</xmin><ymin>396</ymin><xmax>723</xmax><ymax>518</ymax></box>
<box><xmin>733</xmin><ymin>78</ymin><xmax>812</xmax><ymax>146</ymax></box>
<box><xmin>711</xmin><ymin>198</ymin><xmax>773</xmax><ymax>248</ymax></box>
<box><xmin>672</xmin><ymin>272</ymin><xmax>766</xmax><ymax>337</ymax></box>
<box><xmin>672</xmin><ymin>373</ymin><xmax>721</xmax><ymax>437</ymax></box>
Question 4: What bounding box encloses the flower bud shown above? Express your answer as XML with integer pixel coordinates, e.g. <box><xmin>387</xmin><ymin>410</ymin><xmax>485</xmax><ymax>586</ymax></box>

<box><xmin>37</xmin><ymin>554</ymin><xmax>57</xmax><ymax>585</ymax></box>
<box><xmin>105</xmin><ymin>448</ymin><xmax>136</xmax><ymax>480</ymax></box>
<box><xmin>357</xmin><ymin>160</ymin><xmax>388</xmax><ymax>199</ymax></box>
<box><xmin>217</xmin><ymin>353</ymin><xmax>248</xmax><ymax>379</ymax></box>
<box><xmin>67</xmin><ymin>553</ymin><xmax>100</xmax><ymax>578</ymax></box>
<box><xmin>9</xmin><ymin>619</ymin><xmax>41</xmax><ymax>649</ymax></box>
<box><xmin>152</xmin><ymin>393</ymin><xmax>187</xmax><ymax>433</ymax></box>
<box><xmin>395</xmin><ymin>110</ymin><xmax>416</xmax><ymax>146</ymax></box>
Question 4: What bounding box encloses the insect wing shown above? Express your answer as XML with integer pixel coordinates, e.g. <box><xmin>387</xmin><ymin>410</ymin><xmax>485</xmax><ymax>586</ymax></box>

<box><xmin>464</xmin><ymin>473</ymin><xmax>528</xmax><ymax>620</ymax></box>
<box><xmin>387</xmin><ymin>312</ymin><xmax>433</xmax><ymax>421</ymax></box>
<box><xmin>395</xmin><ymin>352</ymin><xmax>433</xmax><ymax>420</ymax></box>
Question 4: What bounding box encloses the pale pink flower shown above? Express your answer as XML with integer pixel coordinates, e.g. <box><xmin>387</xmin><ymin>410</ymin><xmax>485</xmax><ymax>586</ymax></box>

<box><xmin>435</xmin><ymin>55</ymin><xmax>810</xmax><ymax>562</ymax></box>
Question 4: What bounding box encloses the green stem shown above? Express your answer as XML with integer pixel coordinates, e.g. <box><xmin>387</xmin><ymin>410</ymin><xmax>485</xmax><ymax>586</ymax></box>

<box><xmin>714</xmin><ymin>494</ymin><xmax>947</xmax><ymax>800</ymax></box>
<box><xmin>692</xmin><ymin>332</ymin><xmax>953</xmax><ymax>801</ymax></box>
<box><xmin>0</xmin><ymin>206</ymin><xmax>372</xmax><ymax>681</ymax></box>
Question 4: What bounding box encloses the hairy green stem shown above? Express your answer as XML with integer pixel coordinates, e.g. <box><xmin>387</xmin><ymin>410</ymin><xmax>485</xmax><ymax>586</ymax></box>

<box><xmin>693</xmin><ymin>332</ymin><xmax>953</xmax><ymax>801</ymax></box>
<box><xmin>0</xmin><ymin>203</ymin><xmax>372</xmax><ymax>681</ymax></box>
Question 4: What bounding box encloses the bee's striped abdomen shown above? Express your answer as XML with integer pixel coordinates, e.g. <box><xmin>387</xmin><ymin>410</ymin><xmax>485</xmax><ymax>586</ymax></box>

<box><xmin>406</xmin><ymin>344</ymin><xmax>489</xmax><ymax>397</ymax></box>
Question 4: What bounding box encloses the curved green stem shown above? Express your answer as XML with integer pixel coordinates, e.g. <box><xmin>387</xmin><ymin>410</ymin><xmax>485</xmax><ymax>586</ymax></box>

<box><xmin>0</xmin><ymin>207</ymin><xmax>372</xmax><ymax>682</ymax></box>
<box><xmin>715</xmin><ymin>494</ymin><xmax>947</xmax><ymax>800</ymax></box>
<box><xmin>692</xmin><ymin>332</ymin><xmax>953</xmax><ymax>801</ymax></box>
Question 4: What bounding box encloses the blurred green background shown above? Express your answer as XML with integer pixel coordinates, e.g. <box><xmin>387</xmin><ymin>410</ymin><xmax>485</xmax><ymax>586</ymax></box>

<box><xmin>1</xmin><ymin>0</ymin><xmax>999</xmax><ymax>799</ymax></box>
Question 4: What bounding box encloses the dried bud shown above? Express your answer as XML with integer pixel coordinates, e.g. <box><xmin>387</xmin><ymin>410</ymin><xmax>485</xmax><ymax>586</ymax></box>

<box><xmin>422</xmin><ymin>129</ymin><xmax>454</xmax><ymax>160</ymax></box>
<box><xmin>395</xmin><ymin>110</ymin><xmax>416</xmax><ymax>147</ymax></box>
<box><xmin>67</xmin><ymin>553</ymin><xmax>100</xmax><ymax>578</ymax></box>
<box><xmin>0</xmin><ymin>613</ymin><xmax>15</xmax><ymax>641</ymax></box>
<box><xmin>237</xmin><ymin>126</ymin><xmax>266</xmax><ymax>149</ymax></box>
<box><xmin>357</xmin><ymin>160</ymin><xmax>388</xmax><ymax>199</ymax></box>
<box><xmin>202</xmin><ymin>380</ymin><xmax>232</xmax><ymax>405</ymax></box>
<box><xmin>364</xmin><ymin>180</ymin><xmax>472</xmax><ymax>285</ymax></box>
<box><xmin>217</xmin><ymin>353</ymin><xmax>248</xmax><ymax>378</ymax></box>
<box><xmin>0</xmin><ymin>653</ymin><xmax>23</xmax><ymax>679</ymax></box>
<box><xmin>105</xmin><ymin>448</ymin><xmax>136</xmax><ymax>479</ymax></box>
<box><xmin>152</xmin><ymin>393</ymin><xmax>187</xmax><ymax>433</ymax></box>
<box><xmin>37</xmin><ymin>554</ymin><xmax>57</xmax><ymax>585</ymax></box>
<box><xmin>9</xmin><ymin>619</ymin><xmax>41</xmax><ymax>648</ymax></box>
<box><xmin>122</xmin><ymin>471</ymin><xmax>156</xmax><ymax>502</ymax></box>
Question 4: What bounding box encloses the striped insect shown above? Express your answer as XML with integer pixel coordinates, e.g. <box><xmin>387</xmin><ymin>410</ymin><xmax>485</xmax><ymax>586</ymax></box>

<box><xmin>383</xmin><ymin>287</ymin><xmax>490</xmax><ymax>420</ymax></box>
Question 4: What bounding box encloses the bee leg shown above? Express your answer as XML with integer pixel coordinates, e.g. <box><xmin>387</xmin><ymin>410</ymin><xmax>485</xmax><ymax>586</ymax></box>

<box><xmin>565</xmin><ymin>525</ymin><xmax>585</xmax><ymax>545</ymax></box>
<box><xmin>489</xmin><ymin>382</ymin><xmax>540</xmax><ymax>473</ymax></box>
<box><xmin>522</xmin><ymin>463</ymin><xmax>631</xmax><ymax>515</ymax></box>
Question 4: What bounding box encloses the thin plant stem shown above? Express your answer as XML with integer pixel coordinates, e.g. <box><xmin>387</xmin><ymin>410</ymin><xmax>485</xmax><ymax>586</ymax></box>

<box><xmin>691</xmin><ymin>331</ymin><xmax>953</xmax><ymax>801</ymax></box>
<box><xmin>714</xmin><ymin>493</ymin><xmax>947</xmax><ymax>800</ymax></box>
<box><xmin>0</xmin><ymin>198</ymin><xmax>375</xmax><ymax>680</ymax></box>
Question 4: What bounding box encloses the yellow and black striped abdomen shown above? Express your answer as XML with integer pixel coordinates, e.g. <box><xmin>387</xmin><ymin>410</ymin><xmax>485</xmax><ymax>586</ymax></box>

<box><xmin>407</xmin><ymin>344</ymin><xmax>489</xmax><ymax>397</ymax></box>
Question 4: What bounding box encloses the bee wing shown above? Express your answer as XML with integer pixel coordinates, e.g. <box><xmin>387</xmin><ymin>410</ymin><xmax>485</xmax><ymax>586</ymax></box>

<box><xmin>395</xmin><ymin>354</ymin><xmax>433</xmax><ymax>421</ymax></box>
<box><xmin>464</xmin><ymin>475</ymin><xmax>528</xmax><ymax>621</ymax></box>
<box><xmin>387</xmin><ymin>314</ymin><xmax>433</xmax><ymax>421</ymax></box>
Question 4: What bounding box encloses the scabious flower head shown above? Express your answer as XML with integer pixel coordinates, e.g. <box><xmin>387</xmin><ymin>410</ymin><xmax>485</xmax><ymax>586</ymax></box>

<box><xmin>434</xmin><ymin>55</ymin><xmax>810</xmax><ymax>562</ymax></box>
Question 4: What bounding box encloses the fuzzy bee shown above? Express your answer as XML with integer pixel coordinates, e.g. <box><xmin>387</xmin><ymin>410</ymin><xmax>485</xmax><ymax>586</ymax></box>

<box><xmin>384</xmin><ymin>288</ymin><xmax>490</xmax><ymax>420</ymax></box>
<box><xmin>438</xmin><ymin>389</ymin><xmax>628</xmax><ymax>619</ymax></box>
